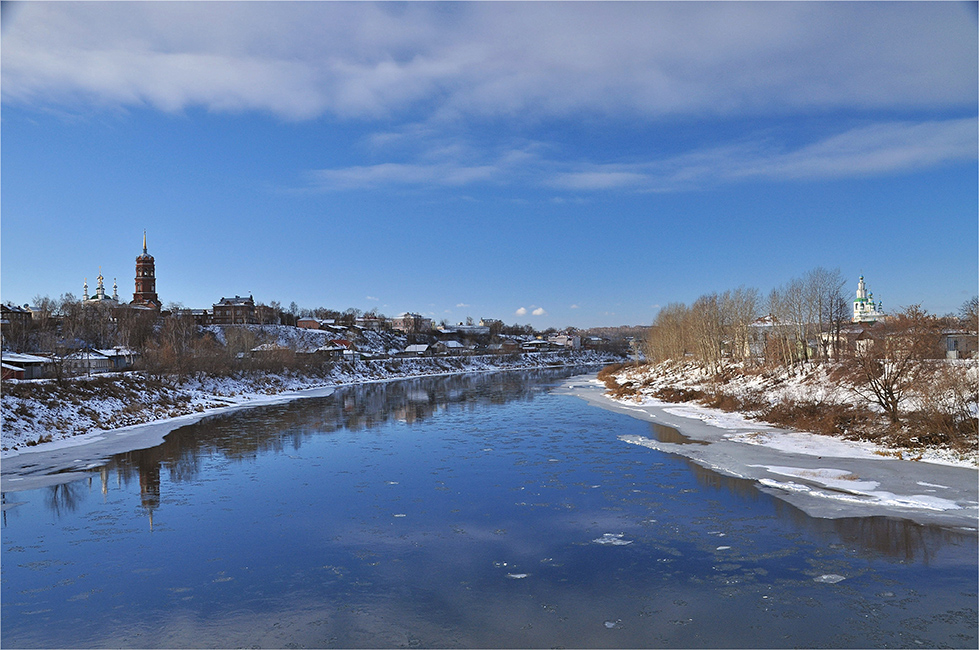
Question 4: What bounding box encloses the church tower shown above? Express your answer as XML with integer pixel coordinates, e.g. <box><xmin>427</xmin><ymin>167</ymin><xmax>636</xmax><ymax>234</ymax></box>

<box><xmin>132</xmin><ymin>231</ymin><xmax>161</xmax><ymax>308</ymax></box>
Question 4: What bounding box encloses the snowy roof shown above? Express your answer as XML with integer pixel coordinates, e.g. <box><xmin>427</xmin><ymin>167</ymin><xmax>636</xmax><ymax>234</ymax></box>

<box><xmin>93</xmin><ymin>348</ymin><xmax>138</xmax><ymax>357</ymax></box>
<box><xmin>1</xmin><ymin>352</ymin><xmax>53</xmax><ymax>364</ymax></box>
<box><xmin>405</xmin><ymin>344</ymin><xmax>429</xmax><ymax>353</ymax></box>
<box><xmin>440</xmin><ymin>340</ymin><xmax>464</xmax><ymax>348</ymax></box>
<box><xmin>64</xmin><ymin>351</ymin><xmax>111</xmax><ymax>361</ymax></box>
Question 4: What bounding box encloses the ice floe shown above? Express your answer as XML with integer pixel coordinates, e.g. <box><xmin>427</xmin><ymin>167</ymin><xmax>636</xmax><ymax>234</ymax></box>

<box><xmin>593</xmin><ymin>533</ymin><xmax>633</xmax><ymax>546</ymax></box>
<box><xmin>813</xmin><ymin>574</ymin><xmax>846</xmax><ymax>584</ymax></box>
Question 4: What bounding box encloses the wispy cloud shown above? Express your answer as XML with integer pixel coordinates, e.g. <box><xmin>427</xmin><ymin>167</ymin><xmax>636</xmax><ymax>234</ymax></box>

<box><xmin>310</xmin><ymin>117</ymin><xmax>976</xmax><ymax>193</ymax></box>
<box><xmin>545</xmin><ymin>118</ymin><xmax>977</xmax><ymax>191</ymax></box>
<box><xmin>309</xmin><ymin>162</ymin><xmax>497</xmax><ymax>190</ymax></box>
<box><xmin>4</xmin><ymin>3</ymin><xmax>974</xmax><ymax>119</ymax></box>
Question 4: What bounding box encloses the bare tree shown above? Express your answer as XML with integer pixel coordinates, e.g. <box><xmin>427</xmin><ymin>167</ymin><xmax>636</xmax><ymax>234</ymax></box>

<box><xmin>847</xmin><ymin>305</ymin><xmax>944</xmax><ymax>423</ymax></box>
<box><xmin>960</xmin><ymin>296</ymin><xmax>978</xmax><ymax>333</ymax></box>
<box><xmin>691</xmin><ymin>293</ymin><xmax>724</xmax><ymax>374</ymax></box>
<box><xmin>646</xmin><ymin>302</ymin><xmax>690</xmax><ymax>363</ymax></box>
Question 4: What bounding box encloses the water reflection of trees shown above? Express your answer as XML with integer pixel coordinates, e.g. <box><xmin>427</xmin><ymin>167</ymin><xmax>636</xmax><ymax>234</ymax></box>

<box><xmin>95</xmin><ymin>369</ymin><xmax>578</xmax><ymax>512</ymax></box>
<box><xmin>44</xmin><ymin>482</ymin><xmax>83</xmax><ymax>517</ymax></box>
<box><xmin>686</xmin><ymin>460</ymin><xmax>976</xmax><ymax>562</ymax></box>
<box><xmin>77</xmin><ymin>367</ymin><xmax>975</xmax><ymax>562</ymax></box>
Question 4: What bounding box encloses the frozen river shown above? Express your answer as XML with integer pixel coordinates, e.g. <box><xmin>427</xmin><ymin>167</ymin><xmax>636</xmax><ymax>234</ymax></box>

<box><xmin>2</xmin><ymin>370</ymin><xmax>976</xmax><ymax>648</ymax></box>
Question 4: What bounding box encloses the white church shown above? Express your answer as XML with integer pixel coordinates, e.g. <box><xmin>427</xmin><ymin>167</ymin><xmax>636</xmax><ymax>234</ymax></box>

<box><xmin>852</xmin><ymin>275</ymin><xmax>885</xmax><ymax>323</ymax></box>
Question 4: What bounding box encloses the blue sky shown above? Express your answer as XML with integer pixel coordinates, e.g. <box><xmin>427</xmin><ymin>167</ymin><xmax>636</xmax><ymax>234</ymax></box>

<box><xmin>2</xmin><ymin>2</ymin><xmax>976</xmax><ymax>328</ymax></box>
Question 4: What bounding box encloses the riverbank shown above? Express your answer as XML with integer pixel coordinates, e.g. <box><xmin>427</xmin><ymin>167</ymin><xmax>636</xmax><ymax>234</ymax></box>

<box><xmin>560</xmin><ymin>375</ymin><xmax>979</xmax><ymax>530</ymax></box>
<box><xmin>1</xmin><ymin>352</ymin><xmax>619</xmax><ymax>492</ymax></box>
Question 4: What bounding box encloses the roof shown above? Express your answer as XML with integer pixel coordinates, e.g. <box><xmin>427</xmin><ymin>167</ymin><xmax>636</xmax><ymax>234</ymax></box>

<box><xmin>405</xmin><ymin>344</ymin><xmax>429</xmax><ymax>353</ymax></box>
<box><xmin>1</xmin><ymin>352</ymin><xmax>53</xmax><ymax>364</ymax></box>
<box><xmin>93</xmin><ymin>348</ymin><xmax>138</xmax><ymax>357</ymax></box>
<box><xmin>64</xmin><ymin>351</ymin><xmax>111</xmax><ymax>361</ymax></box>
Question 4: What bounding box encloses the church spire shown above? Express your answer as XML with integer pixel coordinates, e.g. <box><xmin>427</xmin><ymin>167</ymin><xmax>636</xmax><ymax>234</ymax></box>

<box><xmin>143</xmin><ymin>230</ymin><xmax>147</xmax><ymax>255</ymax></box>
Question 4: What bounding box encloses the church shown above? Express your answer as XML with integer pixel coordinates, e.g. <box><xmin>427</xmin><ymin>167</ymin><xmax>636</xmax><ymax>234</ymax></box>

<box><xmin>81</xmin><ymin>232</ymin><xmax>161</xmax><ymax>309</ymax></box>
<box><xmin>852</xmin><ymin>275</ymin><xmax>884</xmax><ymax>323</ymax></box>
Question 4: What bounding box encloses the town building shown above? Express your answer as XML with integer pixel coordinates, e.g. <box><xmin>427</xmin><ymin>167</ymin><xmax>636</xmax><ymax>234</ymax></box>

<box><xmin>392</xmin><ymin>313</ymin><xmax>432</xmax><ymax>334</ymax></box>
<box><xmin>212</xmin><ymin>295</ymin><xmax>258</xmax><ymax>325</ymax></box>
<box><xmin>852</xmin><ymin>275</ymin><xmax>884</xmax><ymax>323</ymax></box>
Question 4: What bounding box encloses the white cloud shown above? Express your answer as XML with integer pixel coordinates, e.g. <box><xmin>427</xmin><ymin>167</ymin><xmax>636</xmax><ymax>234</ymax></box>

<box><xmin>456</xmin><ymin>303</ymin><xmax>470</xmax><ymax>308</ymax></box>
<box><xmin>570</xmin><ymin>304</ymin><xmax>580</xmax><ymax>309</ymax></box>
<box><xmin>366</xmin><ymin>296</ymin><xmax>379</xmax><ymax>301</ymax></box>
<box><xmin>3</xmin><ymin>3</ymin><xmax>974</xmax><ymax>120</ymax></box>
<box><xmin>545</xmin><ymin>118</ymin><xmax>977</xmax><ymax>191</ymax></box>
<box><xmin>309</xmin><ymin>162</ymin><xmax>497</xmax><ymax>190</ymax></box>
<box><xmin>532</xmin><ymin>307</ymin><xmax>547</xmax><ymax>316</ymax></box>
<box><xmin>515</xmin><ymin>307</ymin><xmax>527</xmax><ymax>316</ymax></box>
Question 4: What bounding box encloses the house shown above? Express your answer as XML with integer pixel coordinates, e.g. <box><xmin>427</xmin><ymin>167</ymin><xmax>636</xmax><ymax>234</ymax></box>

<box><xmin>355</xmin><ymin>316</ymin><xmax>388</xmax><ymax>331</ymax></box>
<box><xmin>392</xmin><ymin>313</ymin><xmax>432</xmax><ymax>334</ymax></box>
<box><xmin>175</xmin><ymin>309</ymin><xmax>211</xmax><ymax>326</ymax></box>
<box><xmin>521</xmin><ymin>339</ymin><xmax>557</xmax><ymax>352</ymax></box>
<box><xmin>402</xmin><ymin>344</ymin><xmax>430</xmax><ymax>357</ymax></box>
<box><xmin>434</xmin><ymin>340</ymin><xmax>465</xmax><ymax>355</ymax></box>
<box><xmin>64</xmin><ymin>350</ymin><xmax>113</xmax><ymax>375</ymax></box>
<box><xmin>438</xmin><ymin>323</ymin><xmax>490</xmax><ymax>336</ymax></box>
<box><xmin>547</xmin><ymin>334</ymin><xmax>581</xmax><ymax>349</ymax></box>
<box><xmin>313</xmin><ymin>344</ymin><xmax>346</xmax><ymax>360</ymax></box>
<box><xmin>486</xmin><ymin>339</ymin><xmax>521</xmax><ymax>354</ymax></box>
<box><xmin>212</xmin><ymin>295</ymin><xmax>257</xmax><ymax>325</ymax></box>
<box><xmin>1</xmin><ymin>303</ymin><xmax>33</xmax><ymax>330</ymax></box>
<box><xmin>1</xmin><ymin>352</ymin><xmax>54</xmax><ymax>379</ymax></box>
<box><xmin>2</xmin><ymin>362</ymin><xmax>24</xmax><ymax>380</ymax></box>
<box><xmin>94</xmin><ymin>348</ymin><xmax>139</xmax><ymax>371</ymax></box>
<box><xmin>941</xmin><ymin>329</ymin><xmax>978</xmax><ymax>359</ymax></box>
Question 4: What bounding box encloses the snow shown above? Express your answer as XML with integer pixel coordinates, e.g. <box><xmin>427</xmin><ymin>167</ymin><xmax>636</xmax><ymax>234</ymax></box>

<box><xmin>561</xmin><ymin>374</ymin><xmax>979</xmax><ymax>529</ymax></box>
<box><xmin>1</xmin><ymin>351</ymin><xmax>620</xmax><ymax>480</ymax></box>
<box><xmin>724</xmin><ymin>429</ymin><xmax>887</xmax><ymax>460</ymax></box>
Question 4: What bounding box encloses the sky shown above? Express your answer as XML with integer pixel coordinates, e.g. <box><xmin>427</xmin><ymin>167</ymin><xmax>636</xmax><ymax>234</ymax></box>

<box><xmin>2</xmin><ymin>1</ymin><xmax>977</xmax><ymax>329</ymax></box>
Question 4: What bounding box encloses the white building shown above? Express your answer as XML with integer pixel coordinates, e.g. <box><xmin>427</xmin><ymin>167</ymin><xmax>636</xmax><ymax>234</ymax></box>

<box><xmin>852</xmin><ymin>275</ymin><xmax>885</xmax><ymax>323</ymax></box>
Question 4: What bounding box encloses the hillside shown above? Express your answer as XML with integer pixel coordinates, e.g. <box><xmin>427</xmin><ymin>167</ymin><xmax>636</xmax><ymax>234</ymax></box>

<box><xmin>601</xmin><ymin>359</ymin><xmax>978</xmax><ymax>467</ymax></box>
<box><xmin>1</xmin><ymin>351</ymin><xmax>619</xmax><ymax>454</ymax></box>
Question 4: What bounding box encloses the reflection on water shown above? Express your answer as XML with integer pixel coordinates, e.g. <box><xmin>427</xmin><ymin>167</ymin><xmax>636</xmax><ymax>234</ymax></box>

<box><xmin>2</xmin><ymin>369</ymin><xmax>976</xmax><ymax>649</ymax></box>
<box><xmin>648</xmin><ymin>421</ymin><xmax>709</xmax><ymax>445</ymax></box>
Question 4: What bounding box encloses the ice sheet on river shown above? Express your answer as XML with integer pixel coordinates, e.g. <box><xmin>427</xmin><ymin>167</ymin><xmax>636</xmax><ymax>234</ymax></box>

<box><xmin>561</xmin><ymin>376</ymin><xmax>979</xmax><ymax>530</ymax></box>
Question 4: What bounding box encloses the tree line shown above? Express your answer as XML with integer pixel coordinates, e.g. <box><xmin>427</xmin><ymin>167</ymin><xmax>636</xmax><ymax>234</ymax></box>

<box><xmin>642</xmin><ymin>267</ymin><xmax>978</xmax><ymax>437</ymax></box>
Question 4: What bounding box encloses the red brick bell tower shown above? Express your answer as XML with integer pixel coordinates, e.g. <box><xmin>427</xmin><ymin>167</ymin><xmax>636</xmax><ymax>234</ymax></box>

<box><xmin>131</xmin><ymin>231</ymin><xmax>161</xmax><ymax>308</ymax></box>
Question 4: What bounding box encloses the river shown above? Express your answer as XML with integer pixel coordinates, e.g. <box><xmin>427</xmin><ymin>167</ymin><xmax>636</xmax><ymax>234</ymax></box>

<box><xmin>2</xmin><ymin>369</ymin><xmax>976</xmax><ymax>648</ymax></box>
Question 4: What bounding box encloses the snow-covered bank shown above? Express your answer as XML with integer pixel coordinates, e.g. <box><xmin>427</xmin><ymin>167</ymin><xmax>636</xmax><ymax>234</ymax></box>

<box><xmin>561</xmin><ymin>375</ymin><xmax>979</xmax><ymax>530</ymax></box>
<box><xmin>1</xmin><ymin>352</ymin><xmax>618</xmax><ymax>492</ymax></box>
<box><xmin>603</xmin><ymin>359</ymin><xmax>978</xmax><ymax>467</ymax></box>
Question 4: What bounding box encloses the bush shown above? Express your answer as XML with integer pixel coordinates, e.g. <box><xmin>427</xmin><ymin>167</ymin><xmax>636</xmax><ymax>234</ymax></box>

<box><xmin>760</xmin><ymin>400</ymin><xmax>874</xmax><ymax>439</ymax></box>
<box><xmin>652</xmin><ymin>387</ymin><xmax>704</xmax><ymax>403</ymax></box>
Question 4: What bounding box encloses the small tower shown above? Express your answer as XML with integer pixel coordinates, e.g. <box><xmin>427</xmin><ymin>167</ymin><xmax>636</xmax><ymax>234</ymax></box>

<box><xmin>132</xmin><ymin>231</ymin><xmax>160</xmax><ymax>308</ymax></box>
<box><xmin>96</xmin><ymin>268</ymin><xmax>106</xmax><ymax>301</ymax></box>
<box><xmin>83</xmin><ymin>277</ymin><xmax>89</xmax><ymax>301</ymax></box>
<box><xmin>112</xmin><ymin>278</ymin><xmax>119</xmax><ymax>302</ymax></box>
